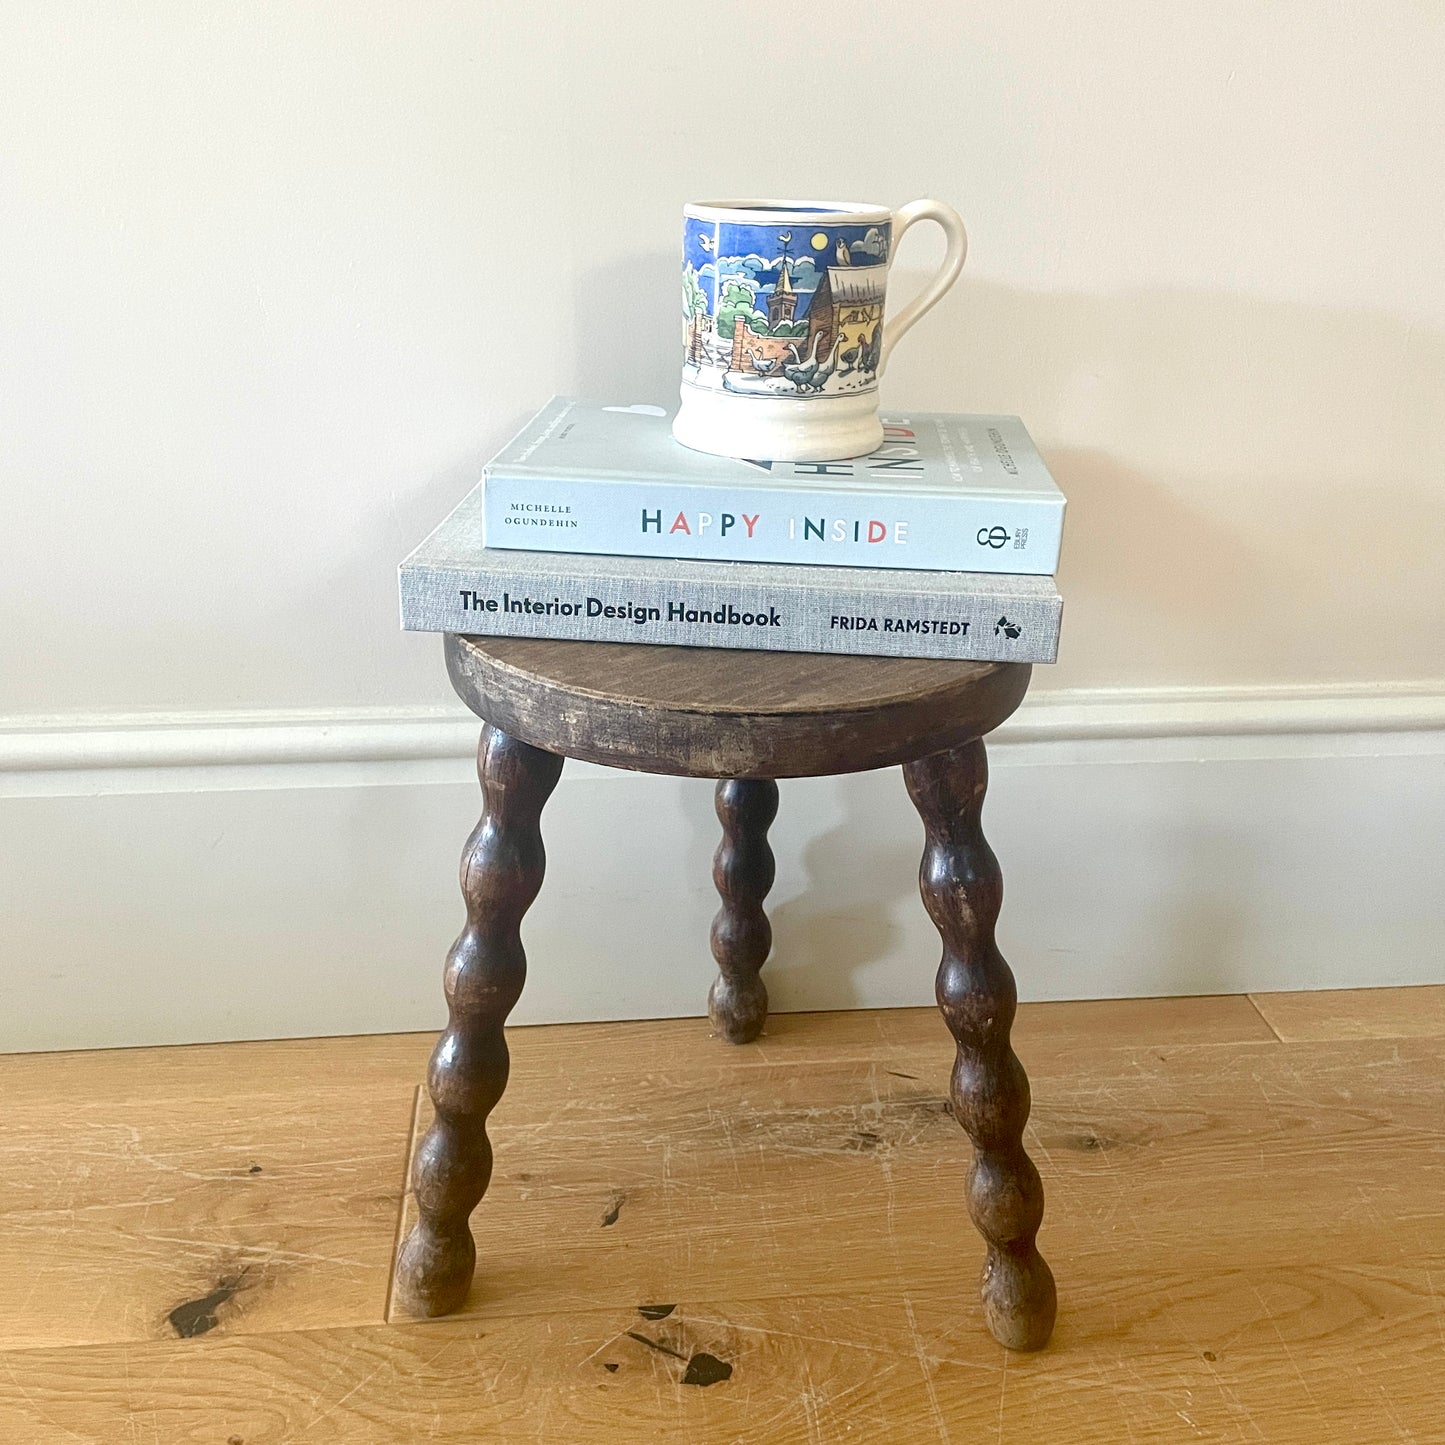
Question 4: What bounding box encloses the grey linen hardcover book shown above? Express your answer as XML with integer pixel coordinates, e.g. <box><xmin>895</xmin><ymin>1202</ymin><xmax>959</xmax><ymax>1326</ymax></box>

<box><xmin>400</xmin><ymin>480</ymin><xmax>1062</xmax><ymax>663</ymax></box>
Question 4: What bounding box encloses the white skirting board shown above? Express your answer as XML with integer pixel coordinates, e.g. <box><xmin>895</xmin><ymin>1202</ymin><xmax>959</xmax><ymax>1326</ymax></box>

<box><xmin>2</xmin><ymin>683</ymin><xmax>1443</xmax><ymax>1054</ymax></box>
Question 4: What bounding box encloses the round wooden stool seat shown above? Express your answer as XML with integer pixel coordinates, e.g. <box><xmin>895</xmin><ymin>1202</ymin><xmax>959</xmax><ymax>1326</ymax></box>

<box><xmin>446</xmin><ymin>634</ymin><xmax>1032</xmax><ymax>778</ymax></box>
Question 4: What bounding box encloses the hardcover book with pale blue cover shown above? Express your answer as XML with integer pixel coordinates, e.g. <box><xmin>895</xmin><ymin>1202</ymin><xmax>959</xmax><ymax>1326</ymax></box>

<box><xmin>481</xmin><ymin>398</ymin><xmax>1065</xmax><ymax>574</ymax></box>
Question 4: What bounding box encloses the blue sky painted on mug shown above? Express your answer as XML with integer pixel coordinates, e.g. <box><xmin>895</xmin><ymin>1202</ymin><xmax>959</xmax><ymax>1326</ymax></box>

<box><xmin>684</xmin><ymin>222</ymin><xmax>889</xmax><ymax>311</ymax></box>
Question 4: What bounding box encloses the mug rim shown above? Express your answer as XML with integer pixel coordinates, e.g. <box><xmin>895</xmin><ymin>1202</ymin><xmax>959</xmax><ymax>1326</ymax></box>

<box><xmin>685</xmin><ymin>199</ymin><xmax>892</xmax><ymax>225</ymax></box>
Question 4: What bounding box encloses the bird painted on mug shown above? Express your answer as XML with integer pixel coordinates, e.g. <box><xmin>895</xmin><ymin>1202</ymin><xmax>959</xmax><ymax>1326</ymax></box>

<box><xmin>697</xmin><ymin>233</ymin><xmax>715</xmax><ymax>252</ymax></box>
<box><xmin>859</xmin><ymin>323</ymin><xmax>883</xmax><ymax>376</ymax></box>
<box><xmin>806</xmin><ymin>330</ymin><xmax>848</xmax><ymax>392</ymax></box>
<box><xmin>836</xmin><ymin>236</ymin><xmax>852</xmax><ymax>265</ymax></box>
<box><xmin>781</xmin><ymin>331</ymin><xmax>826</xmax><ymax>391</ymax></box>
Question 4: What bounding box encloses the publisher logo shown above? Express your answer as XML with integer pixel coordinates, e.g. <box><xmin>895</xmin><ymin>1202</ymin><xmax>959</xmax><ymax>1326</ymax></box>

<box><xmin>977</xmin><ymin>525</ymin><xmax>1009</xmax><ymax>548</ymax></box>
<box><xmin>994</xmin><ymin>616</ymin><xmax>1022</xmax><ymax>640</ymax></box>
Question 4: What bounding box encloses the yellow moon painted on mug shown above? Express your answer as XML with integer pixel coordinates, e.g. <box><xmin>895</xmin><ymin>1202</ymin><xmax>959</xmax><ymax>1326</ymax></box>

<box><xmin>811</xmin><ymin>232</ymin><xmax>829</xmax><ymax>250</ymax></box>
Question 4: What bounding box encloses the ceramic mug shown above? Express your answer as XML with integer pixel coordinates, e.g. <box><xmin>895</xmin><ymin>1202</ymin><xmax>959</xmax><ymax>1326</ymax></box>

<box><xmin>674</xmin><ymin>198</ymin><xmax>968</xmax><ymax>461</ymax></box>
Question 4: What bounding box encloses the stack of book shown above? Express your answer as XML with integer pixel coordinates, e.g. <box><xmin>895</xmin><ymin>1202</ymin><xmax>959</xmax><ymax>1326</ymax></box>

<box><xmin>399</xmin><ymin>398</ymin><xmax>1065</xmax><ymax>663</ymax></box>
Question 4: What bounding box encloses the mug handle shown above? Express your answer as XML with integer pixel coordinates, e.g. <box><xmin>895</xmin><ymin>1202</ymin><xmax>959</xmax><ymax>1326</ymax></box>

<box><xmin>877</xmin><ymin>199</ymin><xmax>969</xmax><ymax>374</ymax></box>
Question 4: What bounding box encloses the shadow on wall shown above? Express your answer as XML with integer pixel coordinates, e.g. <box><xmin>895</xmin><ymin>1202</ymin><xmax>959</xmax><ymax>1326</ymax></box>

<box><xmin>764</xmin><ymin>770</ymin><xmax>922</xmax><ymax>1015</ymax></box>
<box><xmin>747</xmin><ymin>759</ymin><xmax>1284</xmax><ymax>1013</ymax></box>
<box><xmin>570</xmin><ymin>249</ymin><xmax>681</xmax><ymax>405</ymax></box>
<box><xmin>1144</xmin><ymin>822</ymin><xmax>1260</xmax><ymax>999</ymax></box>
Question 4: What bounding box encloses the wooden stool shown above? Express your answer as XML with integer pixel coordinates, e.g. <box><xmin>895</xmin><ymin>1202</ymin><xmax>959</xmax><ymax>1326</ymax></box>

<box><xmin>394</xmin><ymin>636</ymin><xmax>1057</xmax><ymax>1352</ymax></box>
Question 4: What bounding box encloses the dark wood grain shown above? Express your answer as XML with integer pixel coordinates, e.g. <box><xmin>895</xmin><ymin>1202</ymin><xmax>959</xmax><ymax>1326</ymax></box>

<box><xmin>394</xmin><ymin>725</ymin><xmax>563</xmax><ymax>1318</ymax></box>
<box><xmin>446</xmin><ymin>634</ymin><xmax>1030</xmax><ymax>778</ymax></box>
<box><xmin>904</xmin><ymin>738</ymin><xmax>1056</xmax><ymax>1351</ymax></box>
<box><xmin>708</xmin><ymin>779</ymin><xmax>779</xmax><ymax>1044</ymax></box>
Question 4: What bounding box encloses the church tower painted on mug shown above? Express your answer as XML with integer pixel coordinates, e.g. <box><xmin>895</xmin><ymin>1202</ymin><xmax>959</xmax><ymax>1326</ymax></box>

<box><xmin>766</xmin><ymin>252</ymin><xmax>798</xmax><ymax>329</ymax></box>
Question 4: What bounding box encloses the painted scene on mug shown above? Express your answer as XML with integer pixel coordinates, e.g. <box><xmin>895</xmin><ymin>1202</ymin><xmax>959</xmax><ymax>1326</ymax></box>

<box><xmin>682</xmin><ymin>219</ymin><xmax>892</xmax><ymax>398</ymax></box>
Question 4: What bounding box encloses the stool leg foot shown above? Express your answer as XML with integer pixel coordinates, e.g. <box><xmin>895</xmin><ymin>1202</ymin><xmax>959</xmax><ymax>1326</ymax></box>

<box><xmin>394</xmin><ymin>725</ymin><xmax>562</xmax><ymax>1318</ymax></box>
<box><xmin>904</xmin><ymin>739</ymin><xmax>1056</xmax><ymax>1352</ymax></box>
<box><xmin>707</xmin><ymin>778</ymin><xmax>779</xmax><ymax>1044</ymax></box>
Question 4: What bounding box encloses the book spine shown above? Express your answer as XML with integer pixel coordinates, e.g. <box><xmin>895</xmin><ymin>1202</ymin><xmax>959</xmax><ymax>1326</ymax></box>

<box><xmin>482</xmin><ymin>474</ymin><xmax>1063</xmax><ymax>575</ymax></box>
<box><xmin>399</xmin><ymin>565</ymin><xmax>1060</xmax><ymax>664</ymax></box>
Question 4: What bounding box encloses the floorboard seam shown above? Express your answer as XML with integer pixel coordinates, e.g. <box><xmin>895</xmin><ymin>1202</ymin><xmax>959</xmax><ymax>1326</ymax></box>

<box><xmin>1243</xmin><ymin>993</ymin><xmax>1286</xmax><ymax>1042</ymax></box>
<box><xmin>382</xmin><ymin>1083</ymin><xmax>424</xmax><ymax>1325</ymax></box>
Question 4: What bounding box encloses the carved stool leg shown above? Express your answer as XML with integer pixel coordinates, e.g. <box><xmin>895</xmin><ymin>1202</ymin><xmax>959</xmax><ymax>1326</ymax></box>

<box><xmin>394</xmin><ymin>724</ymin><xmax>563</xmax><ymax>1317</ymax></box>
<box><xmin>903</xmin><ymin>738</ymin><xmax>1056</xmax><ymax>1351</ymax></box>
<box><xmin>707</xmin><ymin>778</ymin><xmax>779</xmax><ymax>1044</ymax></box>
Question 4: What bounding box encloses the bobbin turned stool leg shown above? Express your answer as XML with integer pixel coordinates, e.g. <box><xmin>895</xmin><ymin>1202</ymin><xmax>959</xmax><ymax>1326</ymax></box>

<box><xmin>904</xmin><ymin>737</ymin><xmax>1056</xmax><ymax>1352</ymax></box>
<box><xmin>707</xmin><ymin>779</ymin><xmax>779</xmax><ymax>1043</ymax></box>
<box><xmin>394</xmin><ymin>724</ymin><xmax>562</xmax><ymax>1317</ymax></box>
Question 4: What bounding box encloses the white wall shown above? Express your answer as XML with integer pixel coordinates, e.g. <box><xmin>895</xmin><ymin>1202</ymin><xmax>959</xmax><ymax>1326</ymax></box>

<box><xmin>2</xmin><ymin>5</ymin><xmax>1443</xmax><ymax>1048</ymax></box>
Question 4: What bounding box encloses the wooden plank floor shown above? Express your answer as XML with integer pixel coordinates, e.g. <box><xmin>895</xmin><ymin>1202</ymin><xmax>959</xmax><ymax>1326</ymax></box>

<box><xmin>0</xmin><ymin>990</ymin><xmax>1441</xmax><ymax>1442</ymax></box>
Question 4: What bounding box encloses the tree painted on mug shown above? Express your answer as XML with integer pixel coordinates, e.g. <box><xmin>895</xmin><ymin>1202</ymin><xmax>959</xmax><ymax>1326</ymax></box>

<box><xmin>682</xmin><ymin>265</ymin><xmax>708</xmax><ymax>319</ymax></box>
<box><xmin>715</xmin><ymin>277</ymin><xmax>769</xmax><ymax>340</ymax></box>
